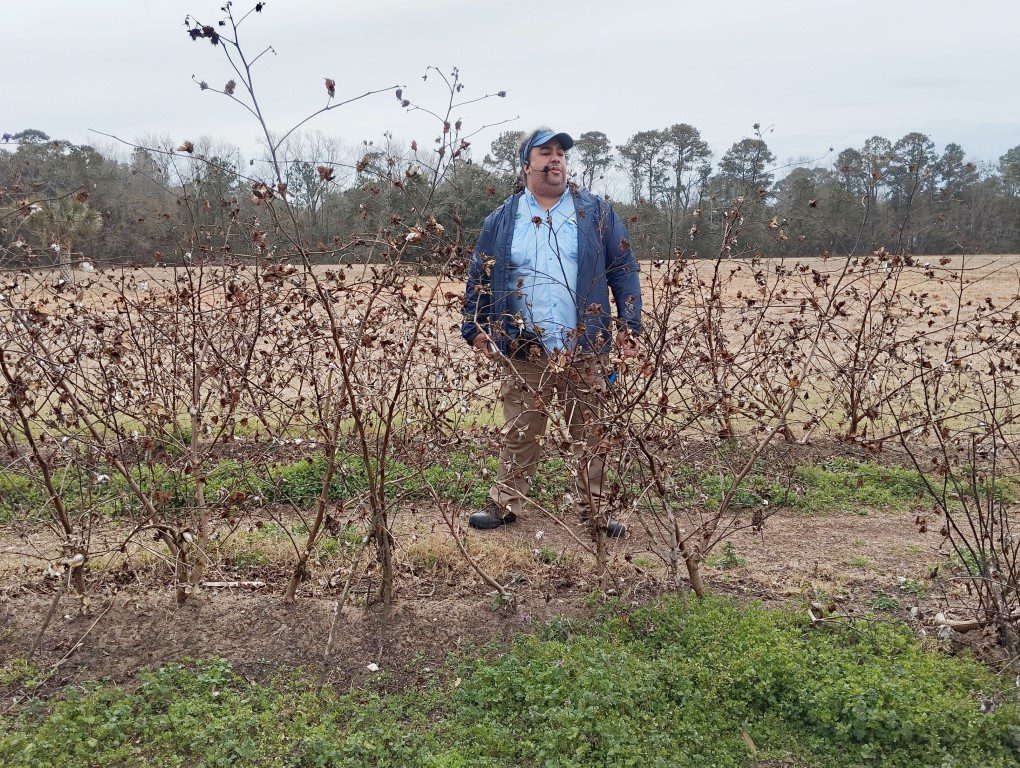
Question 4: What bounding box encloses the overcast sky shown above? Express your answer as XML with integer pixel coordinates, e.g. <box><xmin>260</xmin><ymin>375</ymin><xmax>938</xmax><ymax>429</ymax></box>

<box><xmin>8</xmin><ymin>0</ymin><xmax>1019</xmax><ymax>179</ymax></box>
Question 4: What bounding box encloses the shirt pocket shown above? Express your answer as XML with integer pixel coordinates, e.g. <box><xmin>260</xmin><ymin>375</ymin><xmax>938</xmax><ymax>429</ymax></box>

<box><xmin>509</xmin><ymin>221</ymin><xmax>535</xmax><ymax>270</ymax></box>
<box><xmin>557</xmin><ymin>217</ymin><xmax>579</xmax><ymax>263</ymax></box>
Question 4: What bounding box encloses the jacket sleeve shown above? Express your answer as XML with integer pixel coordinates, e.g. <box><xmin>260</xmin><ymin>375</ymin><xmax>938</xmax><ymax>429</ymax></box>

<box><xmin>461</xmin><ymin>211</ymin><xmax>497</xmax><ymax>345</ymax></box>
<box><xmin>603</xmin><ymin>203</ymin><xmax>642</xmax><ymax>335</ymax></box>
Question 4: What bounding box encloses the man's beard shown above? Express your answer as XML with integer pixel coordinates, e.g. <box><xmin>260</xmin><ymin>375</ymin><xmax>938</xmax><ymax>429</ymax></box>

<box><xmin>534</xmin><ymin>166</ymin><xmax>566</xmax><ymax>194</ymax></box>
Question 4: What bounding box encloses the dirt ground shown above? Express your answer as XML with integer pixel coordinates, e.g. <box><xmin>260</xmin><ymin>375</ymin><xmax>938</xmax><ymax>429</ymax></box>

<box><xmin>0</xmin><ymin>465</ymin><xmax>963</xmax><ymax>697</ymax></box>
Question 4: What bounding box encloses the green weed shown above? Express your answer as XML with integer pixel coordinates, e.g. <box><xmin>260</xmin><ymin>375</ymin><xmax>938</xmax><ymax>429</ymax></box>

<box><xmin>2</xmin><ymin>598</ymin><xmax>1017</xmax><ymax>767</ymax></box>
<box><xmin>0</xmin><ymin>474</ymin><xmax>46</xmax><ymax>525</ymax></box>
<box><xmin>534</xmin><ymin>546</ymin><xmax>560</xmax><ymax>564</ymax></box>
<box><xmin>898</xmin><ymin>578</ymin><xmax>929</xmax><ymax>597</ymax></box>
<box><xmin>707</xmin><ymin>542</ymin><xmax>746</xmax><ymax>569</ymax></box>
<box><xmin>417</xmin><ymin>450</ymin><xmax>497</xmax><ymax>506</ymax></box>
<box><xmin>792</xmin><ymin>459</ymin><xmax>927</xmax><ymax>512</ymax></box>
<box><xmin>870</xmin><ymin>593</ymin><xmax>900</xmax><ymax>612</ymax></box>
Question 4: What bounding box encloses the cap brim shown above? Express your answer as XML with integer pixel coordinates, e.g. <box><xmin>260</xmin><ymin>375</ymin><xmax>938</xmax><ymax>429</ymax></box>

<box><xmin>521</xmin><ymin>130</ymin><xmax>575</xmax><ymax>167</ymax></box>
<box><xmin>540</xmin><ymin>132</ymin><xmax>574</xmax><ymax>151</ymax></box>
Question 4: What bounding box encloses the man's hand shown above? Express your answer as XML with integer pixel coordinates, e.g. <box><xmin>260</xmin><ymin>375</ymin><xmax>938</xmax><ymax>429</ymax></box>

<box><xmin>616</xmin><ymin>330</ymin><xmax>642</xmax><ymax>360</ymax></box>
<box><xmin>472</xmin><ymin>333</ymin><xmax>498</xmax><ymax>360</ymax></box>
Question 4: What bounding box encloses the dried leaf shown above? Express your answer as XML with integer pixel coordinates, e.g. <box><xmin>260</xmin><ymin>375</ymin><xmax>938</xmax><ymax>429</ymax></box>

<box><xmin>740</xmin><ymin>731</ymin><xmax>757</xmax><ymax>753</ymax></box>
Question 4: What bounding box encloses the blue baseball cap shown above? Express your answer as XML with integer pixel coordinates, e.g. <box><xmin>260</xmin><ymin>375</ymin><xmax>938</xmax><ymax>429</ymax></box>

<box><xmin>519</xmin><ymin>129</ymin><xmax>574</xmax><ymax>168</ymax></box>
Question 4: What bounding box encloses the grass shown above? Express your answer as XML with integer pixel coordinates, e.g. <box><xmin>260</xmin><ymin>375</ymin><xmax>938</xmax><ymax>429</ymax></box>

<box><xmin>405</xmin><ymin>535</ymin><xmax>463</xmax><ymax>573</ymax></box>
<box><xmin>792</xmin><ymin>459</ymin><xmax>929</xmax><ymax>512</ymax></box>
<box><xmin>0</xmin><ymin>448</ymin><xmax>506</xmax><ymax>522</ymax></box>
<box><xmin>0</xmin><ymin>450</ymin><xmax>1001</xmax><ymax>549</ymax></box>
<box><xmin>667</xmin><ymin>457</ymin><xmax>930</xmax><ymax>515</ymax></box>
<box><xmin>418</xmin><ymin>450</ymin><xmax>498</xmax><ymax>507</ymax></box>
<box><xmin>0</xmin><ymin>474</ymin><xmax>47</xmax><ymax>525</ymax></box>
<box><xmin>1</xmin><ymin>596</ymin><xmax>1017</xmax><ymax>767</ymax></box>
<box><xmin>535</xmin><ymin>545</ymin><xmax>561</xmax><ymax>564</ymax></box>
<box><xmin>0</xmin><ymin>448</ymin><xmax>565</xmax><ymax>528</ymax></box>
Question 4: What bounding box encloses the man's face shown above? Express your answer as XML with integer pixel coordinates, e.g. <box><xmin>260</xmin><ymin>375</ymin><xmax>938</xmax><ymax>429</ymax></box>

<box><xmin>524</xmin><ymin>139</ymin><xmax>568</xmax><ymax>197</ymax></box>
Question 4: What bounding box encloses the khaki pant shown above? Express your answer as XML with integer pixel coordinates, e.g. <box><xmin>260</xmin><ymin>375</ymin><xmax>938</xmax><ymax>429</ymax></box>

<box><xmin>488</xmin><ymin>355</ymin><xmax>608</xmax><ymax>520</ymax></box>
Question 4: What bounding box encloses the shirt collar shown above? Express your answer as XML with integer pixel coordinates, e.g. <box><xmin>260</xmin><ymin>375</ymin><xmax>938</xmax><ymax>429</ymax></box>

<box><xmin>523</xmin><ymin>186</ymin><xmax>572</xmax><ymax>214</ymax></box>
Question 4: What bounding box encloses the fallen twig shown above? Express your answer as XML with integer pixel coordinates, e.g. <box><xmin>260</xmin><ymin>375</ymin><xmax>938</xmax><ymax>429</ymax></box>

<box><xmin>28</xmin><ymin>569</ymin><xmax>71</xmax><ymax>660</ymax></box>
<box><xmin>200</xmin><ymin>580</ymin><xmax>267</xmax><ymax>589</ymax></box>
<box><xmin>318</xmin><ymin>534</ymin><xmax>371</xmax><ymax>690</ymax></box>
<box><xmin>441</xmin><ymin>502</ymin><xmax>515</xmax><ymax>609</ymax></box>
<box><xmin>50</xmin><ymin>601</ymin><xmax>114</xmax><ymax>672</ymax></box>
<box><xmin>944</xmin><ymin>611</ymin><xmax>1020</xmax><ymax>633</ymax></box>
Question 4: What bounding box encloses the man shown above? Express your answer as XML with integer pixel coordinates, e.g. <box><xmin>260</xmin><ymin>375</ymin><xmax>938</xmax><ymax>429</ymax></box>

<box><xmin>461</xmin><ymin>127</ymin><xmax>642</xmax><ymax>536</ymax></box>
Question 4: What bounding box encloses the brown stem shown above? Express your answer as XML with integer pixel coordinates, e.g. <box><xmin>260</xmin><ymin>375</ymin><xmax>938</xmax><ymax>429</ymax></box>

<box><xmin>0</xmin><ymin>346</ymin><xmax>87</xmax><ymax>595</ymax></box>
<box><xmin>284</xmin><ymin>436</ymin><xmax>339</xmax><ymax>604</ymax></box>
<box><xmin>679</xmin><ymin>539</ymin><xmax>705</xmax><ymax>598</ymax></box>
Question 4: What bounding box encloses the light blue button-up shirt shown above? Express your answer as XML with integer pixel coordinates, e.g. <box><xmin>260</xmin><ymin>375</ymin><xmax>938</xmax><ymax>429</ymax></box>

<box><xmin>508</xmin><ymin>188</ymin><xmax>579</xmax><ymax>352</ymax></box>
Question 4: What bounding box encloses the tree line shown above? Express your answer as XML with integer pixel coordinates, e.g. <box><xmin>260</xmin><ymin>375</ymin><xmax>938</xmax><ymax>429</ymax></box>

<box><xmin>563</xmin><ymin>125</ymin><xmax>1020</xmax><ymax>257</ymax></box>
<box><xmin>2</xmin><ymin>124</ymin><xmax>1020</xmax><ymax>270</ymax></box>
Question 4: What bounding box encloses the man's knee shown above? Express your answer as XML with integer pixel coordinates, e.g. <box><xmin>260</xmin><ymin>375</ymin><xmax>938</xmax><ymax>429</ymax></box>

<box><xmin>502</xmin><ymin>423</ymin><xmax>545</xmax><ymax>455</ymax></box>
<box><xmin>501</xmin><ymin>400</ymin><xmax>548</xmax><ymax>448</ymax></box>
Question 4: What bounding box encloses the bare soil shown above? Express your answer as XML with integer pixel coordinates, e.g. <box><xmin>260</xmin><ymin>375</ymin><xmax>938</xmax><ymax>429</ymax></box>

<box><xmin>0</xmin><ymin>466</ymin><xmax>962</xmax><ymax>697</ymax></box>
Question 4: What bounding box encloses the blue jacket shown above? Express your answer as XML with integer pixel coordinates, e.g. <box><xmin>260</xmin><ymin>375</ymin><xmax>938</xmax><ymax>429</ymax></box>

<box><xmin>461</xmin><ymin>188</ymin><xmax>642</xmax><ymax>355</ymax></box>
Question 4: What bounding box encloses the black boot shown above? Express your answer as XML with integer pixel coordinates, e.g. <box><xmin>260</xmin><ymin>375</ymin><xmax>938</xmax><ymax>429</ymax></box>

<box><xmin>605</xmin><ymin>518</ymin><xmax>626</xmax><ymax>538</ymax></box>
<box><xmin>469</xmin><ymin>503</ymin><xmax>517</xmax><ymax>530</ymax></box>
